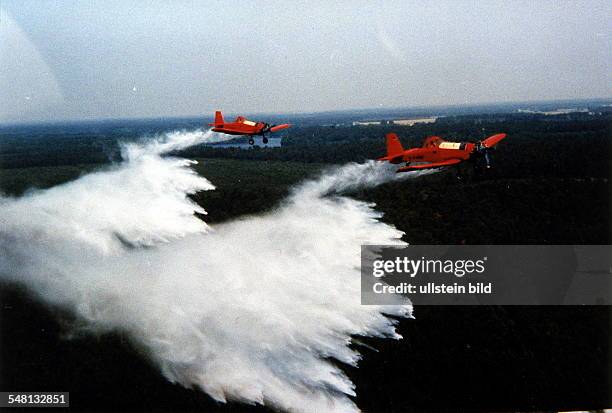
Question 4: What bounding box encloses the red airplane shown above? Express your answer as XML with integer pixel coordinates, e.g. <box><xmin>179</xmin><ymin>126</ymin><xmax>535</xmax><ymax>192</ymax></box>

<box><xmin>378</xmin><ymin>132</ymin><xmax>507</xmax><ymax>172</ymax></box>
<box><xmin>208</xmin><ymin>111</ymin><xmax>291</xmax><ymax>145</ymax></box>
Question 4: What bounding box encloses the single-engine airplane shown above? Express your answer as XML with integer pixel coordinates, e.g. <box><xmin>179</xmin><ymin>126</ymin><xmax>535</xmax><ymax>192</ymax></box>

<box><xmin>208</xmin><ymin>111</ymin><xmax>291</xmax><ymax>145</ymax></box>
<box><xmin>378</xmin><ymin>132</ymin><xmax>507</xmax><ymax>172</ymax></box>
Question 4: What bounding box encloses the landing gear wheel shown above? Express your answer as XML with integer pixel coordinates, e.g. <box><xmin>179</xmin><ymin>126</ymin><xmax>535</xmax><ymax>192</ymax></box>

<box><xmin>248</xmin><ymin>138</ymin><xmax>255</xmax><ymax>145</ymax></box>
<box><xmin>262</xmin><ymin>137</ymin><xmax>269</xmax><ymax>144</ymax></box>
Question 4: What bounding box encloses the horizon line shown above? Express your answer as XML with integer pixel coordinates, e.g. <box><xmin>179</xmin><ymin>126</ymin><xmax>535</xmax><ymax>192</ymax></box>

<box><xmin>1</xmin><ymin>96</ymin><xmax>610</xmax><ymax>128</ymax></box>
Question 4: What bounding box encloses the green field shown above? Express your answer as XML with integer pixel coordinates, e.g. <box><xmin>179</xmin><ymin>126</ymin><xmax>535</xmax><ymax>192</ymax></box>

<box><xmin>190</xmin><ymin>158</ymin><xmax>327</xmax><ymax>222</ymax></box>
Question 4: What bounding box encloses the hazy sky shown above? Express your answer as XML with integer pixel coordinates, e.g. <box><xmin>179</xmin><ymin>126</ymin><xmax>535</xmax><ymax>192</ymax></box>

<box><xmin>1</xmin><ymin>0</ymin><xmax>610</xmax><ymax>123</ymax></box>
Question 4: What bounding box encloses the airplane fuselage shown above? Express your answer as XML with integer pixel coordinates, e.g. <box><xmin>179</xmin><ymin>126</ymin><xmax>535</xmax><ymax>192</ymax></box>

<box><xmin>208</xmin><ymin>112</ymin><xmax>291</xmax><ymax>142</ymax></box>
<box><xmin>401</xmin><ymin>142</ymin><xmax>476</xmax><ymax>164</ymax></box>
<box><xmin>212</xmin><ymin>121</ymin><xmax>267</xmax><ymax>136</ymax></box>
<box><xmin>379</xmin><ymin>133</ymin><xmax>506</xmax><ymax>172</ymax></box>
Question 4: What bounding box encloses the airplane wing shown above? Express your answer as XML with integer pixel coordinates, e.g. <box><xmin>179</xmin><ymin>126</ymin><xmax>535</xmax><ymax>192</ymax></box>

<box><xmin>269</xmin><ymin>124</ymin><xmax>291</xmax><ymax>132</ymax></box>
<box><xmin>482</xmin><ymin>133</ymin><xmax>507</xmax><ymax>148</ymax></box>
<box><xmin>396</xmin><ymin>158</ymin><xmax>462</xmax><ymax>173</ymax></box>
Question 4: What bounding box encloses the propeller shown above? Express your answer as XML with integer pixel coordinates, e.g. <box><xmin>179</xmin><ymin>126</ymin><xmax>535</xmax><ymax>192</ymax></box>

<box><xmin>261</xmin><ymin>123</ymin><xmax>272</xmax><ymax>134</ymax></box>
<box><xmin>473</xmin><ymin>134</ymin><xmax>507</xmax><ymax>169</ymax></box>
<box><xmin>261</xmin><ymin>123</ymin><xmax>290</xmax><ymax>133</ymax></box>
<box><xmin>259</xmin><ymin>123</ymin><xmax>292</xmax><ymax>143</ymax></box>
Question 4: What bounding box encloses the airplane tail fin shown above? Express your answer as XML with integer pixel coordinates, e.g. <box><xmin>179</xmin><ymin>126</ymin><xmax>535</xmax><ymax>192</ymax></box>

<box><xmin>208</xmin><ymin>111</ymin><xmax>224</xmax><ymax>126</ymax></box>
<box><xmin>378</xmin><ymin>133</ymin><xmax>405</xmax><ymax>163</ymax></box>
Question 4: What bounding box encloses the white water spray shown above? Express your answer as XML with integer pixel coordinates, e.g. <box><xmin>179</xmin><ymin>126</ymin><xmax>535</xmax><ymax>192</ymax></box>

<box><xmin>0</xmin><ymin>129</ymin><xmax>425</xmax><ymax>412</ymax></box>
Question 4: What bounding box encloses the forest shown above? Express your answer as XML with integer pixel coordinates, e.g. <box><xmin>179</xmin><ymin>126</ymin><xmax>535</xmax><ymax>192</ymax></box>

<box><xmin>0</xmin><ymin>107</ymin><xmax>610</xmax><ymax>411</ymax></box>
<box><xmin>1</xmin><ymin>110</ymin><xmax>610</xmax><ymax>245</ymax></box>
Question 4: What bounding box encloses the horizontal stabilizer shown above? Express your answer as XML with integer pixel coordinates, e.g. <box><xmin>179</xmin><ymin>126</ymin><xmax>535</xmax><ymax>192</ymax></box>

<box><xmin>377</xmin><ymin>154</ymin><xmax>404</xmax><ymax>163</ymax></box>
<box><xmin>397</xmin><ymin>158</ymin><xmax>461</xmax><ymax>173</ymax></box>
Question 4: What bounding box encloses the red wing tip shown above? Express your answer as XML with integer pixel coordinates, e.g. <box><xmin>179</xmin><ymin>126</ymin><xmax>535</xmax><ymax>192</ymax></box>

<box><xmin>482</xmin><ymin>133</ymin><xmax>507</xmax><ymax>148</ymax></box>
<box><xmin>269</xmin><ymin>124</ymin><xmax>291</xmax><ymax>132</ymax></box>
